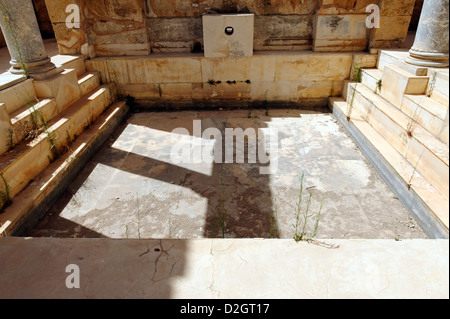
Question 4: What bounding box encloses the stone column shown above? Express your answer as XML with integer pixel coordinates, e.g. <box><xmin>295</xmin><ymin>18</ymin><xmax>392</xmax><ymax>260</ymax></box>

<box><xmin>406</xmin><ymin>0</ymin><xmax>449</xmax><ymax>68</ymax></box>
<box><xmin>0</xmin><ymin>0</ymin><xmax>61</xmax><ymax>79</ymax></box>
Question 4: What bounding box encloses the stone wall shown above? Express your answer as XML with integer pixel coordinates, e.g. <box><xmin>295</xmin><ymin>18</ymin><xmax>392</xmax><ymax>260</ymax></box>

<box><xmin>85</xmin><ymin>51</ymin><xmax>378</xmax><ymax>106</ymax></box>
<box><xmin>44</xmin><ymin>0</ymin><xmax>418</xmax><ymax>56</ymax></box>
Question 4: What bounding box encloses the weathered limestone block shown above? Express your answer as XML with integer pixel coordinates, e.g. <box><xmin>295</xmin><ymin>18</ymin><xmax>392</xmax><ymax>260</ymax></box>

<box><xmin>254</xmin><ymin>15</ymin><xmax>313</xmax><ymax>51</ymax></box>
<box><xmin>148</xmin><ymin>17</ymin><xmax>203</xmax><ymax>53</ymax></box>
<box><xmin>378</xmin><ymin>0</ymin><xmax>416</xmax><ymax>16</ymax></box>
<box><xmin>317</xmin><ymin>0</ymin><xmax>380</xmax><ymax>14</ymax></box>
<box><xmin>313</xmin><ymin>14</ymin><xmax>369</xmax><ymax>52</ymax></box>
<box><xmin>0</xmin><ymin>103</ymin><xmax>12</xmax><ymax>155</ymax></box>
<box><xmin>274</xmin><ymin>54</ymin><xmax>353</xmax><ymax>81</ymax></box>
<box><xmin>369</xmin><ymin>0</ymin><xmax>415</xmax><ymax>49</ymax></box>
<box><xmin>86</xmin><ymin>52</ymin><xmax>354</xmax><ymax>103</ymax></box>
<box><xmin>86</xmin><ymin>0</ymin><xmax>149</xmax><ymax>56</ymax></box>
<box><xmin>33</xmin><ymin>69</ymin><xmax>81</xmax><ymax>112</ymax></box>
<box><xmin>44</xmin><ymin>0</ymin><xmax>87</xmax><ymax>55</ymax></box>
<box><xmin>146</xmin><ymin>0</ymin><xmax>317</xmax><ymax>17</ymax></box>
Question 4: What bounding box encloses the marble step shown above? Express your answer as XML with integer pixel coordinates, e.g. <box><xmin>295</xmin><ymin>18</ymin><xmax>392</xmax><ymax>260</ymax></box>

<box><xmin>0</xmin><ymin>84</ymin><xmax>115</xmax><ymax>210</ymax></box>
<box><xmin>401</xmin><ymin>94</ymin><xmax>449</xmax><ymax>145</ymax></box>
<box><xmin>346</xmin><ymin>83</ymin><xmax>449</xmax><ymax>198</ymax></box>
<box><xmin>78</xmin><ymin>72</ymin><xmax>100</xmax><ymax>97</ymax></box>
<box><xmin>0</xmin><ymin>101</ymin><xmax>128</xmax><ymax>236</ymax></box>
<box><xmin>331</xmin><ymin>97</ymin><xmax>448</xmax><ymax>238</ymax></box>
<box><xmin>9</xmin><ymin>98</ymin><xmax>58</xmax><ymax>146</ymax></box>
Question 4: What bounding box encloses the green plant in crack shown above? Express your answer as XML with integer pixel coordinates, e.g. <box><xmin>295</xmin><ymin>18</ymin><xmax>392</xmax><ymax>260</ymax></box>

<box><xmin>406</xmin><ymin>106</ymin><xmax>422</xmax><ymax>138</ymax></box>
<box><xmin>352</xmin><ymin>63</ymin><xmax>362</xmax><ymax>83</ymax></box>
<box><xmin>292</xmin><ymin>173</ymin><xmax>326</xmax><ymax>242</ymax></box>
<box><xmin>46</xmin><ymin>129</ymin><xmax>60</xmax><ymax>163</ymax></box>
<box><xmin>375</xmin><ymin>79</ymin><xmax>382</xmax><ymax>94</ymax></box>
<box><xmin>6</xmin><ymin>127</ymin><xmax>14</xmax><ymax>151</ymax></box>
<box><xmin>426</xmin><ymin>71</ymin><xmax>437</xmax><ymax>98</ymax></box>
<box><xmin>407</xmin><ymin>152</ymin><xmax>424</xmax><ymax>191</ymax></box>
<box><xmin>347</xmin><ymin>83</ymin><xmax>357</xmax><ymax>122</ymax></box>
<box><xmin>0</xmin><ymin>173</ymin><xmax>12</xmax><ymax>211</ymax></box>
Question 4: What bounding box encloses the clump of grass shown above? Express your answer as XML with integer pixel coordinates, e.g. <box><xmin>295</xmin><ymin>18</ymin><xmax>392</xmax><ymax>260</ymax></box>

<box><xmin>406</xmin><ymin>106</ymin><xmax>422</xmax><ymax>138</ymax></box>
<box><xmin>426</xmin><ymin>71</ymin><xmax>437</xmax><ymax>98</ymax></box>
<box><xmin>347</xmin><ymin>83</ymin><xmax>357</xmax><ymax>122</ymax></box>
<box><xmin>6</xmin><ymin>128</ymin><xmax>14</xmax><ymax>151</ymax></box>
<box><xmin>375</xmin><ymin>79</ymin><xmax>382</xmax><ymax>94</ymax></box>
<box><xmin>352</xmin><ymin>63</ymin><xmax>362</xmax><ymax>83</ymax></box>
<box><xmin>0</xmin><ymin>173</ymin><xmax>12</xmax><ymax>211</ymax></box>
<box><xmin>407</xmin><ymin>152</ymin><xmax>424</xmax><ymax>191</ymax></box>
<box><xmin>292</xmin><ymin>173</ymin><xmax>326</xmax><ymax>242</ymax></box>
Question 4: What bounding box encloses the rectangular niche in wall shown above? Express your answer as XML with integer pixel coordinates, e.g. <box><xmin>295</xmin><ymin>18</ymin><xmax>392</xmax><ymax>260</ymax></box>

<box><xmin>202</xmin><ymin>13</ymin><xmax>254</xmax><ymax>58</ymax></box>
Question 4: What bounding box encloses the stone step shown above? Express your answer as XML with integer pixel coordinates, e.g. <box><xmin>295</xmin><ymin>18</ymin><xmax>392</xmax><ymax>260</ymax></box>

<box><xmin>78</xmin><ymin>72</ymin><xmax>100</xmax><ymax>97</ymax></box>
<box><xmin>0</xmin><ymin>79</ymin><xmax>37</xmax><ymax>115</ymax></box>
<box><xmin>361</xmin><ymin>68</ymin><xmax>383</xmax><ymax>93</ymax></box>
<box><xmin>346</xmin><ymin>83</ymin><xmax>449</xmax><ymax>198</ymax></box>
<box><xmin>9</xmin><ymin>98</ymin><xmax>58</xmax><ymax>146</ymax></box>
<box><xmin>331</xmin><ymin>97</ymin><xmax>449</xmax><ymax>238</ymax></box>
<box><xmin>377</xmin><ymin>50</ymin><xmax>428</xmax><ymax>76</ymax></box>
<box><xmin>0</xmin><ymin>101</ymin><xmax>128</xmax><ymax>236</ymax></box>
<box><xmin>402</xmin><ymin>94</ymin><xmax>449</xmax><ymax>145</ymax></box>
<box><xmin>0</xmin><ymin>103</ymin><xmax>13</xmax><ymax>156</ymax></box>
<box><xmin>51</xmin><ymin>55</ymin><xmax>86</xmax><ymax>78</ymax></box>
<box><xmin>0</xmin><ymin>84</ymin><xmax>115</xmax><ymax>210</ymax></box>
<box><xmin>0</xmin><ymin>237</ymin><xmax>447</xmax><ymax>298</ymax></box>
<box><xmin>379</xmin><ymin>64</ymin><xmax>429</xmax><ymax>108</ymax></box>
<box><xmin>427</xmin><ymin>70</ymin><xmax>449</xmax><ymax>106</ymax></box>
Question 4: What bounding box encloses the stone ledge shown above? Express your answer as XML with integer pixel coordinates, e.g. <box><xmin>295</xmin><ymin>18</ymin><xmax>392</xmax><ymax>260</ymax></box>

<box><xmin>0</xmin><ymin>237</ymin><xmax>447</xmax><ymax>299</ymax></box>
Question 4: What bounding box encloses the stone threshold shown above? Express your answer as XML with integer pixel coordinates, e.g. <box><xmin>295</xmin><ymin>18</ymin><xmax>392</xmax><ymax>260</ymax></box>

<box><xmin>0</xmin><ymin>237</ymin><xmax>447</xmax><ymax>299</ymax></box>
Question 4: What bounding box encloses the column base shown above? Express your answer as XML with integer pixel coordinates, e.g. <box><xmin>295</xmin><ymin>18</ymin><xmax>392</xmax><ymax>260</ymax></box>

<box><xmin>9</xmin><ymin>57</ymin><xmax>63</xmax><ymax>80</ymax></box>
<box><xmin>406</xmin><ymin>49</ymin><xmax>449</xmax><ymax>68</ymax></box>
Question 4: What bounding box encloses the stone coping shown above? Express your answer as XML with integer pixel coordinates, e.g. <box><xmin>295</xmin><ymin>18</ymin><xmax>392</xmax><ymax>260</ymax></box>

<box><xmin>0</xmin><ymin>237</ymin><xmax>447</xmax><ymax>299</ymax></box>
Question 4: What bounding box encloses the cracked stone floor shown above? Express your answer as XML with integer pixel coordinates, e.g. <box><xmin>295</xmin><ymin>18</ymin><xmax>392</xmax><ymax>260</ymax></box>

<box><xmin>28</xmin><ymin>108</ymin><xmax>428</xmax><ymax>240</ymax></box>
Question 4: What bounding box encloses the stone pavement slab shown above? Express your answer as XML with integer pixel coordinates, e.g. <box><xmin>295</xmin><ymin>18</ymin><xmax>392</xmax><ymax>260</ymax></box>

<box><xmin>0</xmin><ymin>237</ymin><xmax>447</xmax><ymax>299</ymax></box>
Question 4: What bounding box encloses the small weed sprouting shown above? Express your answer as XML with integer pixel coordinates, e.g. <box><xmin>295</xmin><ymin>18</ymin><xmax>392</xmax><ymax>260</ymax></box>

<box><xmin>245</xmin><ymin>79</ymin><xmax>251</xmax><ymax>84</ymax></box>
<box><xmin>347</xmin><ymin>83</ymin><xmax>357</xmax><ymax>122</ymax></box>
<box><xmin>292</xmin><ymin>173</ymin><xmax>326</xmax><ymax>243</ymax></box>
<box><xmin>375</xmin><ymin>79</ymin><xmax>382</xmax><ymax>94</ymax></box>
<box><xmin>0</xmin><ymin>173</ymin><xmax>12</xmax><ymax>211</ymax></box>
<box><xmin>426</xmin><ymin>71</ymin><xmax>437</xmax><ymax>98</ymax></box>
<box><xmin>407</xmin><ymin>152</ymin><xmax>424</xmax><ymax>191</ymax></box>
<box><xmin>47</xmin><ymin>129</ymin><xmax>60</xmax><ymax>163</ymax></box>
<box><xmin>406</xmin><ymin>106</ymin><xmax>422</xmax><ymax>138</ymax></box>
<box><xmin>352</xmin><ymin>63</ymin><xmax>362</xmax><ymax>83</ymax></box>
<box><xmin>6</xmin><ymin>128</ymin><xmax>14</xmax><ymax>151</ymax></box>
